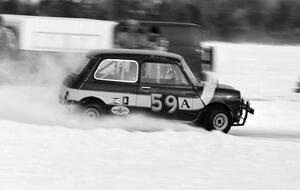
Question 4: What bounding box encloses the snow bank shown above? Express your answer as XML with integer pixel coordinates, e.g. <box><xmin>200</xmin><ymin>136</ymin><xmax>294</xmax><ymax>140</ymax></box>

<box><xmin>0</xmin><ymin>118</ymin><xmax>299</xmax><ymax>190</ymax></box>
<box><xmin>0</xmin><ymin>43</ymin><xmax>299</xmax><ymax>190</ymax></box>
<box><xmin>208</xmin><ymin>42</ymin><xmax>300</xmax><ymax>100</ymax></box>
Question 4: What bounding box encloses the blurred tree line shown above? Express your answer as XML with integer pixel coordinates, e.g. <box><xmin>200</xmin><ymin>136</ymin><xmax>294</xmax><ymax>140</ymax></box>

<box><xmin>1</xmin><ymin>0</ymin><xmax>300</xmax><ymax>42</ymax></box>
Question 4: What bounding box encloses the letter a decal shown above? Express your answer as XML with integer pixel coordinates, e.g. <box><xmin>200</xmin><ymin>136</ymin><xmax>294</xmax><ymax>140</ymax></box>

<box><xmin>181</xmin><ymin>99</ymin><xmax>191</xmax><ymax>109</ymax></box>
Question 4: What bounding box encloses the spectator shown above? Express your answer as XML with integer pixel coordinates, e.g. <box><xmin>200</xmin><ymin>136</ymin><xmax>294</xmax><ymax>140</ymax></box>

<box><xmin>0</xmin><ymin>16</ymin><xmax>17</xmax><ymax>59</ymax></box>
<box><xmin>135</xmin><ymin>27</ymin><xmax>147</xmax><ymax>49</ymax></box>
<box><xmin>114</xmin><ymin>24</ymin><xmax>129</xmax><ymax>48</ymax></box>
<box><xmin>115</xmin><ymin>19</ymin><xmax>146</xmax><ymax>49</ymax></box>
<box><xmin>125</xmin><ymin>19</ymin><xmax>141</xmax><ymax>49</ymax></box>
<box><xmin>147</xmin><ymin>26</ymin><xmax>169</xmax><ymax>51</ymax></box>
<box><xmin>0</xmin><ymin>16</ymin><xmax>7</xmax><ymax>57</ymax></box>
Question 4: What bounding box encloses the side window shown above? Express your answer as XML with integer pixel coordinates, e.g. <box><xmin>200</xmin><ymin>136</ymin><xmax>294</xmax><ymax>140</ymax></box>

<box><xmin>141</xmin><ymin>62</ymin><xmax>189</xmax><ymax>86</ymax></box>
<box><xmin>94</xmin><ymin>59</ymin><xmax>138</xmax><ymax>83</ymax></box>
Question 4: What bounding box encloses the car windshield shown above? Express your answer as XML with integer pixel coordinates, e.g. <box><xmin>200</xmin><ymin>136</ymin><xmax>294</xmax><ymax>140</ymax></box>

<box><xmin>181</xmin><ymin>59</ymin><xmax>202</xmax><ymax>87</ymax></box>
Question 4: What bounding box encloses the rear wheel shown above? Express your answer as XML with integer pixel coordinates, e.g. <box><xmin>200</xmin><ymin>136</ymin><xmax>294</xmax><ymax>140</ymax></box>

<box><xmin>78</xmin><ymin>103</ymin><xmax>106</xmax><ymax>120</ymax></box>
<box><xmin>208</xmin><ymin>108</ymin><xmax>232</xmax><ymax>133</ymax></box>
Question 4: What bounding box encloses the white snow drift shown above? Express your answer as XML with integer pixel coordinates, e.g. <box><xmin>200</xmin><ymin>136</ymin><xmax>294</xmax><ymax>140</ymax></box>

<box><xmin>0</xmin><ymin>43</ymin><xmax>299</xmax><ymax>190</ymax></box>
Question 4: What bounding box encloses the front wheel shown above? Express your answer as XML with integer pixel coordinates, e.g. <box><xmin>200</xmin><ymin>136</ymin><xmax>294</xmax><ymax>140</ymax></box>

<box><xmin>207</xmin><ymin>108</ymin><xmax>232</xmax><ymax>133</ymax></box>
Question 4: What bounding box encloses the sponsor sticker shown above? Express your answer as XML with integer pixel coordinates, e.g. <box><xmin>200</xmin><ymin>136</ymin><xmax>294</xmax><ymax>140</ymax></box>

<box><xmin>123</xmin><ymin>96</ymin><xmax>129</xmax><ymax>105</ymax></box>
<box><xmin>109</xmin><ymin>98</ymin><xmax>121</xmax><ymax>105</ymax></box>
<box><xmin>111</xmin><ymin>106</ymin><xmax>130</xmax><ymax>116</ymax></box>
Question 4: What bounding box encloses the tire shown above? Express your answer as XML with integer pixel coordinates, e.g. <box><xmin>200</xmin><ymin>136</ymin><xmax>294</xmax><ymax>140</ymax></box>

<box><xmin>79</xmin><ymin>103</ymin><xmax>106</xmax><ymax>120</ymax></box>
<box><xmin>207</xmin><ymin>108</ymin><xmax>232</xmax><ymax>133</ymax></box>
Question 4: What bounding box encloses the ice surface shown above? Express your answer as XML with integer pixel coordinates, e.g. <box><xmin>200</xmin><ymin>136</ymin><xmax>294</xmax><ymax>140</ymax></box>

<box><xmin>0</xmin><ymin>43</ymin><xmax>299</xmax><ymax>190</ymax></box>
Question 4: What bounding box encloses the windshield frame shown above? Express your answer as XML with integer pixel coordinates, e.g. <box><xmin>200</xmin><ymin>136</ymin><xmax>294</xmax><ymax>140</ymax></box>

<box><xmin>180</xmin><ymin>58</ymin><xmax>202</xmax><ymax>87</ymax></box>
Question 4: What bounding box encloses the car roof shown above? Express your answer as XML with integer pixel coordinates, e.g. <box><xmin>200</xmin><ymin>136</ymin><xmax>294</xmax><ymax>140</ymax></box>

<box><xmin>139</xmin><ymin>21</ymin><xmax>200</xmax><ymax>28</ymax></box>
<box><xmin>118</xmin><ymin>20</ymin><xmax>200</xmax><ymax>28</ymax></box>
<box><xmin>87</xmin><ymin>49</ymin><xmax>183</xmax><ymax>60</ymax></box>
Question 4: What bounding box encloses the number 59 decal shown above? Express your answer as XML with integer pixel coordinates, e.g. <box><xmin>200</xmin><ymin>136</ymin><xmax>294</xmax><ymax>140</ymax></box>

<box><xmin>151</xmin><ymin>94</ymin><xmax>178</xmax><ymax>113</ymax></box>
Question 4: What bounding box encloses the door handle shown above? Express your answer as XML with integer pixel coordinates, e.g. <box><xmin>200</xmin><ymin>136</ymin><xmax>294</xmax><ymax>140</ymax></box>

<box><xmin>184</xmin><ymin>93</ymin><xmax>196</xmax><ymax>96</ymax></box>
<box><xmin>141</xmin><ymin>86</ymin><xmax>151</xmax><ymax>91</ymax></box>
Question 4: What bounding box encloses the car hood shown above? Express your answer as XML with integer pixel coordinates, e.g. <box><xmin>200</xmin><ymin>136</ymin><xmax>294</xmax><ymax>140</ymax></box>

<box><xmin>217</xmin><ymin>83</ymin><xmax>235</xmax><ymax>90</ymax></box>
<box><xmin>196</xmin><ymin>81</ymin><xmax>240</xmax><ymax>105</ymax></box>
<box><xmin>199</xmin><ymin>81</ymin><xmax>235</xmax><ymax>90</ymax></box>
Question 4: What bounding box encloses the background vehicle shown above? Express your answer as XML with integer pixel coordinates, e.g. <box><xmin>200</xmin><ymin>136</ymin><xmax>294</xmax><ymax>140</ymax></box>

<box><xmin>138</xmin><ymin>21</ymin><xmax>214</xmax><ymax>80</ymax></box>
<box><xmin>0</xmin><ymin>14</ymin><xmax>117</xmax><ymax>54</ymax></box>
<box><xmin>60</xmin><ymin>49</ymin><xmax>253</xmax><ymax>133</ymax></box>
<box><xmin>0</xmin><ymin>14</ymin><xmax>213</xmax><ymax>81</ymax></box>
<box><xmin>295</xmin><ymin>78</ymin><xmax>300</xmax><ymax>93</ymax></box>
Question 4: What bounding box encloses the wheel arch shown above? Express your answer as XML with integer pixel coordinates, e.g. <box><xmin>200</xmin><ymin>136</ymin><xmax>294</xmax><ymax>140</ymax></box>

<box><xmin>196</xmin><ymin>102</ymin><xmax>233</xmax><ymax>125</ymax></box>
<box><xmin>209</xmin><ymin>102</ymin><xmax>233</xmax><ymax>115</ymax></box>
<box><xmin>79</xmin><ymin>96</ymin><xmax>107</xmax><ymax>109</ymax></box>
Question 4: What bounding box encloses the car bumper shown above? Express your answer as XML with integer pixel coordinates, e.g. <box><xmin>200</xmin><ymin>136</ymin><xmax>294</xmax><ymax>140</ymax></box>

<box><xmin>59</xmin><ymin>97</ymin><xmax>78</xmax><ymax>113</ymax></box>
<box><xmin>233</xmin><ymin>99</ymin><xmax>254</xmax><ymax>126</ymax></box>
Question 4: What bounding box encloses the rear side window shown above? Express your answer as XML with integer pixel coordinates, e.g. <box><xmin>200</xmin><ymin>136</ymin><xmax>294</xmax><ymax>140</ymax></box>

<box><xmin>94</xmin><ymin>59</ymin><xmax>138</xmax><ymax>83</ymax></box>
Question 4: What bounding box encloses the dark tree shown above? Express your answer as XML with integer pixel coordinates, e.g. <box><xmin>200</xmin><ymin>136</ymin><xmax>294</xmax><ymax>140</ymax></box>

<box><xmin>268</xmin><ymin>1</ymin><xmax>292</xmax><ymax>31</ymax></box>
<box><xmin>1</xmin><ymin>0</ymin><xmax>19</xmax><ymax>14</ymax></box>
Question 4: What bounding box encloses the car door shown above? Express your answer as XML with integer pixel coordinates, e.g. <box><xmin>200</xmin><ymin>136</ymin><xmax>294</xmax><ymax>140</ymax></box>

<box><xmin>137</xmin><ymin>61</ymin><xmax>203</xmax><ymax>121</ymax></box>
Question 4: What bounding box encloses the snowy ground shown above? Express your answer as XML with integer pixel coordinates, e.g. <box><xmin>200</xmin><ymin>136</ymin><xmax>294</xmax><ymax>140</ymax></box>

<box><xmin>0</xmin><ymin>43</ymin><xmax>299</xmax><ymax>190</ymax></box>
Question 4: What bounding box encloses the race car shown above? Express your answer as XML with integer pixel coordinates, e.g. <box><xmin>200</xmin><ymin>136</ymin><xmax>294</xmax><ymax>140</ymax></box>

<box><xmin>59</xmin><ymin>49</ymin><xmax>254</xmax><ymax>133</ymax></box>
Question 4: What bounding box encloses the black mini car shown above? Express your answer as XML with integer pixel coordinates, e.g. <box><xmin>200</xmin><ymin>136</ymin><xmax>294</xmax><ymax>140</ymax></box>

<box><xmin>59</xmin><ymin>49</ymin><xmax>254</xmax><ymax>133</ymax></box>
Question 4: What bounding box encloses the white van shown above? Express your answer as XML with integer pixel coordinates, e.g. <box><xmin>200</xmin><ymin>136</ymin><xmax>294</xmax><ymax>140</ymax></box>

<box><xmin>0</xmin><ymin>14</ymin><xmax>118</xmax><ymax>54</ymax></box>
